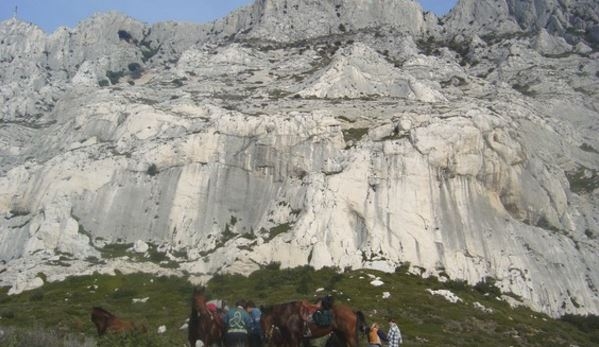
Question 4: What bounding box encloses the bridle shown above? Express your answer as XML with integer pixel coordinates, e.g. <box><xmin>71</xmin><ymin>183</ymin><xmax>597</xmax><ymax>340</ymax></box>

<box><xmin>264</xmin><ymin>323</ymin><xmax>281</xmax><ymax>342</ymax></box>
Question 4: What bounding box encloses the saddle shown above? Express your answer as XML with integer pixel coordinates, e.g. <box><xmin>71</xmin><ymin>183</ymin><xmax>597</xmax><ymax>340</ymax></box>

<box><xmin>300</xmin><ymin>297</ymin><xmax>334</xmax><ymax>328</ymax></box>
<box><xmin>300</xmin><ymin>300</ymin><xmax>321</xmax><ymax>321</ymax></box>
<box><xmin>207</xmin><ymin>299</ymin><xmax>226</xmax><ymax>312</ymax></box>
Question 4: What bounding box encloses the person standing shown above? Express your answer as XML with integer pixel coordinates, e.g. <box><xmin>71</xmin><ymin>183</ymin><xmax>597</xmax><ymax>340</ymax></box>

<box><xmin>245</xmin><ymin>300</ymin><xmax>263</xmax><ymax>347</ymax></box>
<box><xmin>224</xmin><ymin>300</ymin><xmax>252</xmax><ymax>347</ymax></box>
<box><xmin>387</xmin><ymin>319</ymin><xmax>403</xmax><ymax>347</ymax></box>
<box><xmin>367</xmin><ymin>322</ymin><xmax>383</xmax><ymax>347</ymax></box>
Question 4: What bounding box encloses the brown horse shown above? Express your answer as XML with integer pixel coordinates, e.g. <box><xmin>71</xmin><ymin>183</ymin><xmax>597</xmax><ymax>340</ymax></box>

<box><xmin>261</xmin><ymin>300</ymin><xmax>367</xmax><ymax>347</ymax></box>
<box><xmin>91</xmin><ymin>306</ymin><xmax>141</xmax><ymax>335</ymax></box>
<box><xmin>189</xmin><ymin>287</ymin><xmax>225</xmax><ymax>347</ymax></box>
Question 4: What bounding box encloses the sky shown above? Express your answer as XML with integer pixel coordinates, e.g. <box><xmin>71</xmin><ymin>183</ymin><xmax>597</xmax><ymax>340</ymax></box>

<box><xmin>0</xmin><ymin>0</ymin><xmax>458</xmax><ymax>33</ymax></box>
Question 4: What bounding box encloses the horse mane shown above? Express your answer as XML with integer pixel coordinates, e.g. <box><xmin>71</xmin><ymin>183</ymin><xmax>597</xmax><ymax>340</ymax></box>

<box><xmin>92</xmin><ymin>306</ymin><xmax>115</xmax><ymax>318</ymax></box>
<box><xmin>261</xmin><ymin>300</ymin><xmax>299</xmax><ymax>313</ymax></box>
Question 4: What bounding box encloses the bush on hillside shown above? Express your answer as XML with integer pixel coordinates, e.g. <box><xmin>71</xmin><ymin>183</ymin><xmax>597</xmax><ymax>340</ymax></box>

<box><xmin>560</xmin><ymin>314</ymin><xmax>599</xmax><ymax>332</ymax></box>
<box><xmin>474</xmin><ymin>276</ymin><xmax>501</xmax><ymax>297</ymax></box>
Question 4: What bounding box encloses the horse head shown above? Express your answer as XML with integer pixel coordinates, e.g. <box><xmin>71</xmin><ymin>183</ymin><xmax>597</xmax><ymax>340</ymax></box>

<box><xmin>91</xmin><ymin>306</ymin><xmax>136</xmax><ymax>336</ymax></box>
<box><xmin>260</xmin><ymin>307</ymin><xmax>274</xmax><ymax>341</ymax></box>
<box><xmin>189</xmin><ymin>287</ymin><xmax>224</xmax><ymax>347</ymax></box>
<box><xmin>259</xmin><ymin>302</ymin><xmax>307</xmax><ymax>347</ymax></box>
<box><xmin>192</xmin><ymin>286</ymin><xmax>209</xmax><ymax>314</ymax></box>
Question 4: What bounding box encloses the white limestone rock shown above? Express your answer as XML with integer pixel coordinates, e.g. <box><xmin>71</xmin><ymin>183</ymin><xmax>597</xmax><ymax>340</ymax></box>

<box><xmin>445</xmin><ymin>0</ymin><xmax>599</xmax><ymax>47</ymax></box>
<box><xmin>473</xmin><ymin>301</ymin><xmax>494</xmax><ymax>313</ymax></box>
<box><xmin>8</xmin><ymin>275</ymin><xmax>44</xmax><ymax>295</ymax></box>
<box><xmin>132</xmin><ymin>297</ymin><xmax>150</xmax><ymax>303</ymax></box>
<box><xmin>427</xmin><ymin>289</ymin><xmax>462</xmax><ymax>304</ymax></box>
<box><xmin>533</xmin><ymin>29</ymin><xmax>572</xmax><ymax>56</ymax></box>
<box><xmin>370</xmin><ymin>279</ymin><xmax>384</xmax><ymax>287</ymax></box>
<box><xmin>131</xmin><ymin>240</ymin><xmax>149</xmax><ymax>254</ymax></box>
<box><xmin>299</xmin><ymin>43</ymin><xmax>445</xmax><ymax>102</ymax></box>
<box><xmin>242</xmin><ymin>0</ymin><xmax>437</xmax><ymax>42</ymax></box>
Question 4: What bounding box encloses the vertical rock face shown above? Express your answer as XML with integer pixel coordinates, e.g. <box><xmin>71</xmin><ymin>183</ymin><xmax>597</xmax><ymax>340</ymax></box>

<box><xmin>1</xmin><ymin>0</ymin><xmax>599</xmax><ymax>318</ymax></box>
<box><xmin>243</xmin><ymin>0</ymin><xmax>437</xmax><ymax>41</ymax></box>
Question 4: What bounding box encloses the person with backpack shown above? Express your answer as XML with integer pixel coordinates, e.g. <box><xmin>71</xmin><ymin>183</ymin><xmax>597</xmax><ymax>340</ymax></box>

<box><xmin>245</xmin><ymin>300</ymin><xmax>262</xmax><ymax>347</ymax></box>
<box><xmin>224</xmin><ymin>299</ymin><xmax>252</xmax><ymax>347</ymax></box>
<box><xmin>387</xmin><ymin>318</ymin><xmax>403</xmax><ymax>347</ymax></box>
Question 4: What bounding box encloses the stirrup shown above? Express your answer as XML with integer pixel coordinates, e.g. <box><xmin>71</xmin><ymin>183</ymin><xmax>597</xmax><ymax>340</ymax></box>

<box><xmin>303</xmin><ymin>322</ymin><xmax>312</xmax><ymax>337</ymax></box>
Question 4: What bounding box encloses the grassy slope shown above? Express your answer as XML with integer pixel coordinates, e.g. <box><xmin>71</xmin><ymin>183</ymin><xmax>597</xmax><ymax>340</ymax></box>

<box><xmin>0</xmin><ymin>266</ymin><xmax>597</xmax><ymax>346</ymax></box>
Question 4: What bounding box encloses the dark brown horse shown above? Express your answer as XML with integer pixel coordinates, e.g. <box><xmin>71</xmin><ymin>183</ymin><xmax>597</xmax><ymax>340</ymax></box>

<box><xmin>261</xmin><ymin>300</ymin><xmax>367</xmax><ymax>347</ymax></box>
<box><xmin>91</xmin><ymin>306</ymin><xmax>142</xmax><ymax>335</ymax></box>
<box><xmin>189</xmin><ymin>287</ymin><xmax>225</xmax><ymax>347</ymax></box>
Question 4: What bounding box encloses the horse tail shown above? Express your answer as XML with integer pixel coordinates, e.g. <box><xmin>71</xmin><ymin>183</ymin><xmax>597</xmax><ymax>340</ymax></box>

<box><xmin>188</xmin><ymin>303</ymin><xmax>199</xmax><ymax>345</ymax></box>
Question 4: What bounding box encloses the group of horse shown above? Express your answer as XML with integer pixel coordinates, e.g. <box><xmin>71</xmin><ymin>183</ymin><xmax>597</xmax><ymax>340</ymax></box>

<box><xmin>91</xmin><ymin>286</ymin><xmax>368</xmax><ymax>347</ymax></box>
<box><xmin>188</xmin><ymin>287</ymin><xmax>368</xmax><ymax>347</ymax></box>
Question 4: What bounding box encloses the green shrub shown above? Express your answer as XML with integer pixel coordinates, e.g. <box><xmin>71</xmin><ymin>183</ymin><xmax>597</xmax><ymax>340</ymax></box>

<box><xmin>127</xmin><ymin>63</ymin><xmax>142</xmax><ymax>79</ymax></box>
<box><xmin>147</xmin><ymin>163</ymin><xmax>158</xmax><ymax>176</ymax></box>
<box><xmin>128</xmin><ymin>63</ymin><xmax>141</xmax><ymax>72</ymax></box>
<box><xmin>342</xmin><ymin>128</ymin><xmax>368</xmax><ymax>145</ymax></box>
<box><xmin>580</xmin><ymin>143</ymin><xmax>598</xmax><ymax>154</ymax></box>
<box><xmin>110</xmin><ymin>288</ymin><xmax>138</xmax><ymax>300</ymax></box>
<box><xmin>1</xmin><ymin>309</ymin><xmax>15</xmax><ymax>319</ymax></box>
<box><xmin>140</xmin><ymin>42</ymin><xmax>161</xmax><ymax>63</ymax></box>
<box><xmin>171</xmin><ymin>77</ymin><xmax>187</xmax><ymax>87</ymax></box>
<box><xmin>266</xmin><ymin>223</ymin><xmax>292</xmax><ymax>241</ymax></box>
<box><xmin>118</xmin><ymin>30</ymin><xmax>132</xmax><ymax>42</ymax></box>
<box><xmin>106</xmin><ymin>70</ymin><xmax>125</xmax><ymax>85</ymax></box>
<box><xmin>296</xmin><ymin>279</ymin><xmax>310</xmax><ymax>294</ymax></box>
<box><xmin>512</xmin><ymin>83</ymin><xmax>537</xmax><ymax>97</ymax></box>
<box><xmin>100</xmin><ymin>243</ymin><xmax>132</xmax><ymax>258</ymax></box>
<box><xmin>444</xmin><ymin>278</ymin><xmax>469</xmax><ymax>292</ymax></box>
<box><xmin>567</xmin><ymin>167</ymin><xmax>599</xmax><ymax>194</ymax></box>
<box><xmin>29</xmin><ymin>290</ymin><xmax>44</xmax><ymax>302</ymax></box>
<box><xmin>560</xmin><ymin>314</ymin><xmax>599</xmax><ymax>332</ymax></box>
<box><xmin>474</xmin><ymin>276</ymin><xmax>501</xmax><ymax>297</ymax></box>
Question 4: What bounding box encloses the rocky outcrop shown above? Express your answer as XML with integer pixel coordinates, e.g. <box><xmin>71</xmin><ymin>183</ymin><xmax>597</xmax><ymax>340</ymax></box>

<box><xmin>298</xmin><ymin>42</ymin><xmax>446</xmax><ymax>101</ymax></box>
<box><xmin>241</xmin><ymin>0</ymin><xmax>438</xmax><ymax>41</ymax></box>
<box><xmin>1</xmin><ymin>0</ymin><xmax>598</xmax><ymax>318</ymax></box>
<box><xmin>445</xmin><ymin>0</ymin><xmax>599</xmax><ymax>47</ymax></box>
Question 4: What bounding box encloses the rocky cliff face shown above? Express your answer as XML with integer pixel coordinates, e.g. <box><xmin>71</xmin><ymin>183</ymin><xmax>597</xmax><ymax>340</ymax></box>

<box><xmin>1</xmin><ymin>0</ymin><xmax>598</xmax><ymax>317</ymax></box>
<box><xmin>445</xmin><ymin>0</ymin><xmax>599</xmax><ymax>42</ymax></box>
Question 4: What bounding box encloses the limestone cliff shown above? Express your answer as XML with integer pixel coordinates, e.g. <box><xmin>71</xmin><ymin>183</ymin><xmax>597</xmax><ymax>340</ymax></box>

<box><xmin>0</xmin><ymin>0</ymin><xmax>598</xmax><ymax>318</ymax></box>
